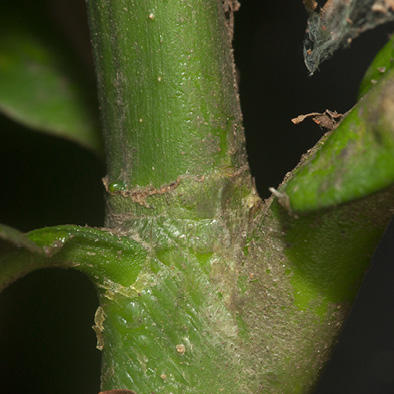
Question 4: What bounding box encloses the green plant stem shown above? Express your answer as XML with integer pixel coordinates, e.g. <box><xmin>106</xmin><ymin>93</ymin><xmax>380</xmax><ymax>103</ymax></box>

<box><xmin>85</xmin><ymin>2</ymin><xmax>265</xmax><ymax>392</ymax></box>
<box><xmin>87</xmin><ymin>0</ymin><xmax>246</xmax><ymax>193</ymax></box>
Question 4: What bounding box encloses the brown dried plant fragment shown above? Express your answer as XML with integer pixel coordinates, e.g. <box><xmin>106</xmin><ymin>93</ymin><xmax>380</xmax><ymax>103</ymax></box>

<box><xmin>291</xmin><ymin>109</ymin><xmax>345</xmax><ymax>130</ymax></box>
<box><xmin>371</xmin><ymin>0</ymin><xmax>394</xmax><ymax>13</ymax></box>
<box><xmin>304</xmin><ymin>0</ymin><xmax>394</xmax><ymax>73</ymax></box>
<box><xmin>223</xmin><ymin>0</ymin><xmax>241</xmax><ymax>41</ymax></box>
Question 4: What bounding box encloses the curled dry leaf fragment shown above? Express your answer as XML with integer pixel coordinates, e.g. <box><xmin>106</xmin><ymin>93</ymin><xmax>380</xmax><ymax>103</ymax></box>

<box><xmin>304</xmin><ymin>0</ymin><xmax>394</xmax><ymax>73</ymax></box>
<box><xmin>291</xmin><ymin>109</ymin><xmax>344</xmax><ymax>131</ymax></box>
<box><xmin>291</xmin><ymin>112</ymin><xmax>321</xmax><ymax>124</ymax></box>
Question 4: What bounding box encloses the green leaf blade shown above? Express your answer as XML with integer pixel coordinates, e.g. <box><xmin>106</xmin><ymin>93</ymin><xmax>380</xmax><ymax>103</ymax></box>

<box><xmin>0</xmin><ymin>22</ymin><xmax>104</xmax><ymax>156</ymax></box>
<box><xmin>358</xmin><ymin>34</ymin><xmax>394</xmax><ymax>99</ymax></box>
<box><xmin>283</xmin><ymin>68</ymin><xmax>394</xmax><ymax>213</ymax></box>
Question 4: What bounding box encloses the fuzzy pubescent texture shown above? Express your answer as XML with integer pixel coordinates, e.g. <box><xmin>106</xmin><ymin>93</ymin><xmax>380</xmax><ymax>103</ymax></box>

<box><xmin>95</xmin><ymin>169</ymin><xmax>372</xmax><ymax>394</ymax></box>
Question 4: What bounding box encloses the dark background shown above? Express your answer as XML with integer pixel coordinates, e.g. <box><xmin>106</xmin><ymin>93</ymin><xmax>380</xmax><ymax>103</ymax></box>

<box><xmin>0</xmin><ymin>0</ymin><xmax>394</xmax><ymax>393</ymax></box>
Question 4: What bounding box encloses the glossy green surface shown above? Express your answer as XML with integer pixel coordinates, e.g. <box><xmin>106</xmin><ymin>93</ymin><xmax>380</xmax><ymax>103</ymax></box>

<box><xmin>98</xmin><ymin>242</ymin><xmax>253</xmax><ymax>393</ymax></box>
<box><xmin>0</xmin><ymin>225</ymin><xmax>147</xmax><ymax>292</ymax></box>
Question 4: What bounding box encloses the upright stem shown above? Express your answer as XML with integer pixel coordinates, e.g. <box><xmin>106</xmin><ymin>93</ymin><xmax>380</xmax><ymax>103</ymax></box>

<box><xmin>87</xmin><ymin>0</ymin><xmax>246</xmax><ymax>191</ymax></box>
<box><xmin>85</xmin><ymin>3</ymin><xmax>266</xmax><ymax>392</ymax></box>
